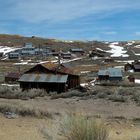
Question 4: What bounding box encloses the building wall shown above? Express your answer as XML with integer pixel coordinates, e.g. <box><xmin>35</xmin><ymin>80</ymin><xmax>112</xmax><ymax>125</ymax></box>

<box><xmin>20</xmin><ymin>82</ymin><xmax>66</xmax><ymax>93</ymax></box>
<box><xmin>109</xmin><ymin>77</ymin><xmax>122</xmax><ymax>81</ymax></box>
<box><xmin>98</xmin><ymin>75</ymin><xmax>109</xmax><ymax>81</ymax></box>
<box><xmin>67</xmin><ymin>75</ymin><xmax>80</xmax><ymax>89</ymax></box>
<box><xmin>5</xmin><ymin>77</ymin><xmax>19</xmax><ymax>83</ymax></box>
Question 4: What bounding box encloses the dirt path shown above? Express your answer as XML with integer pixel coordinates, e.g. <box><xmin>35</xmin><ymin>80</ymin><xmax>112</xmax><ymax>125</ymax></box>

<box><xmin>0</xmin><ymin>115</ymin><xmax>48</xmax><ymax>140</ymax></box>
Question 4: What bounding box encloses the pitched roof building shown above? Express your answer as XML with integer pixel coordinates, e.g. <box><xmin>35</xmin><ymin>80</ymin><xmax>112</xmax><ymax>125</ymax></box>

<box><xmin>19</xmin><ymin>62</ymin><xmax>80</xmax><ymax>93</ymax></box>
<box><xmin>98</xmin><ymin>68</ymin><xmax>123</xmax><ymax>81</ymax></box>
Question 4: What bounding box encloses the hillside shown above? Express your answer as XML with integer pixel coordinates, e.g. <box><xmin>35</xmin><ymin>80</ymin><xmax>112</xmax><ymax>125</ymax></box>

<box><xmin>0</xmin><ymin>34</ymin><xmax>140</xmax><ymax>60</ymax></box>
<box><xmin>0</xmin><ymin>34</ymin><xmax>108</xmax><ymax>51</ymax></box>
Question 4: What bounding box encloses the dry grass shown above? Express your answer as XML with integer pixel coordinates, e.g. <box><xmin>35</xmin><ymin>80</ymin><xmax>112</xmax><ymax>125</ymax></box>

<box><xmin>61</xmin><ymin>114</ymin><xmax>108</xmax><ymax>140</ymax></box>
<box><xmin>0</xmin><ymin>102</ymin><xmax>52</xmax><ymax>118</ymax></box>
<box><xmin>133</xmin><ymin>138</ymin><xmax>140</xmax><ymax>140</ymax></box>
<box><xmin>42</xmin><ymin>113</ymin><xmax>109</xmax><ymax>140</ymax></box>
<box><xmin>51</xmin><ymin>90</ymin><xmax>85</xmax><ymax>99</ymax></box>
<box><xmin>0</xmin><ymin>86</ymin><xmax>47</xmax><ymax>99</ymax></box>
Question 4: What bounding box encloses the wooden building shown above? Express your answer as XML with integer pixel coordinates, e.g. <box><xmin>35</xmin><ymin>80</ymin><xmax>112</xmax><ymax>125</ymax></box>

<box><xmin>128</xmin><ymin>75</ymin><xmax>135</xmax><ymax>83</ymax></box>
<box><xmin>19</xmin><ymin>62</ymin><xmax>80</xmax><ymax>93</ymax></box>
<box><xmin>8</xmin><ymin>52</ymin><xmax>19</xmax><ymax>59</ymax></box>
<box><xmin>89</xmin><ymin>48</ymin><xmax>105</xmax><ymax>58</ymax></box>
<box><xmin>133</xmin><ymin>63</ymin><xmax>140</xmax><ymax>72</ymax></box>
<box><xmin>98</xmin><ymin>68</ymin><xmax>122</xmax><ymax>81</ymax></box>
<box><xmin>5</xmin><ymin>72</ymin><xmax>21</xmax><ymax>83</ymax></box>
<box><xmin>124</xmin><ymin>61</ymin><xmax>140</xmax><ymax>72</ymax></box>
<box><xmin>0</xmin><ymin>52</ymin><xmax>3</xmax><ymax>57</ymax></box>
<box><xmin>124</xmin><ymin>63</ymin><xmax>133</xmax><ymax>71</ymax></box>
<box><xmin>70</xmin><ymin>48</ymin><xmax>84</xmax><ymax>54</ymax></box>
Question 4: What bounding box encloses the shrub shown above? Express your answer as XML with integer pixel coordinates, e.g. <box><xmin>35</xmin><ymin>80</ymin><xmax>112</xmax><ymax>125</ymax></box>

<box><xmin>51</xmin><ymin>90</ymin><xmax>85</xmax><ymax>99</ymax></box>
<box><xmin>132</xmin><ymin>138</ymin><xmax>140</xmax><ymax>140</ymax></box>
<box><xmin>108</xmin><ymin>94</ymin><xmax>127</xmax><ymax>102</ymax></box>
<box><xmin>97</xmin><ymin>92</ymin><xmax>108</xmax><ymax>99</ymax></box>
<box><xmin>0</xmin><ymin>85</ymin><xmax>47</xmax><ymax>99</ymax></box>
<box><xmin>41</xmin><ymin>113</ymin><xmax>108</xmax><ymax>140</ymax></box>
<box><xmin>60</xmin><ymin>114</ymin><xmax>108</xmax><ymax>140</ymax></box>
<box><xmin>132</xmin><ymin>92</ymin><xmax>140</xmax><ymax>105</ymax></box>
<box><xmin>0</xmin><ymin>103</ymin><xmax>52</xmax><ymax>118</ymax></box>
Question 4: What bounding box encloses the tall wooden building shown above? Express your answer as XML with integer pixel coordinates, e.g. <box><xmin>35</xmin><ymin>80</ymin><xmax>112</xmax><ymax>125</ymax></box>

<box><xmin>19</xmin><ymin>62</ymin><xmax>80</xmax><ymax>93</ymax></box>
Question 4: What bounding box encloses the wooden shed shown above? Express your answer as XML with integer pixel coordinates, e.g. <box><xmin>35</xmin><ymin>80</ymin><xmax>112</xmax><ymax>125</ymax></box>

<box><xmin>5</xmin><ymin>72</ymin><xmax>21</xmax><ymax>83</ymax></box>
<box><xmin>124</xmin><ymin>61</ymin><xmax>140</xmax><ymax>72</ymax></box>
<box><xmin>19</xmin><ymin>62</ymin><xmax>80</xmax><ymax>93</ymax></box>
<box><xmin>98</xmin><ymin>68</ymin><xmax>123</xmax><ymax>81</ymax></box>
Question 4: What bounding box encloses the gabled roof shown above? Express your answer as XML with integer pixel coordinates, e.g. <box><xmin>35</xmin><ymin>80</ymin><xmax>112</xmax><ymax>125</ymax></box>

<box><xmin>26</xmin><ymin>62</ymin><xmax>79</xmax><ymax>76</ymax></box>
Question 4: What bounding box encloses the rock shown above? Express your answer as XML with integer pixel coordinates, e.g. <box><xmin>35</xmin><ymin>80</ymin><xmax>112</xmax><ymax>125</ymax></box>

<box><xmin>116</xmin><ymin>131</ymin><xmax>121</xmax><ymax>135</ymax></box>
<box><xmin>4</xmin><ymin>112</ymin><xmax>18</xmax><ymax>119</ymax></box>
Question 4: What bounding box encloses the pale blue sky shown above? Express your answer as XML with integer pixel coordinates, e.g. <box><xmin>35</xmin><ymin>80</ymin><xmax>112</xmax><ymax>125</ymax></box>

<box><xmin>0</xmin><ymin>0</ymin><xmax>140</xmax><ymax>41</ymax></box>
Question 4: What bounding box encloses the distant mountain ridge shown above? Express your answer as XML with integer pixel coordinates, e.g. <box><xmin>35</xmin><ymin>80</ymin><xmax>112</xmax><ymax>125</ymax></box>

<box><xmin>0</xmin><ymin>34</ymin><xmax>139</xmax><ymax>52</ymax></box>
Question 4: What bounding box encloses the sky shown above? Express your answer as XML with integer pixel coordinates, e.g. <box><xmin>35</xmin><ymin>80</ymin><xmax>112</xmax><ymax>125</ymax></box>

<box><xmin>0</xmin><ymin>0</ymin><xmax>140</xmax><ymax>41</ymax></box>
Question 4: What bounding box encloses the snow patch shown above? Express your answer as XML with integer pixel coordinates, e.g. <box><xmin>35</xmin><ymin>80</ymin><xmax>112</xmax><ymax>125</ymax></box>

<box><xmin>96</xmin><ymin>48</ymin><xmax>105</xmax><ymax>51</ymax></box>
<box><xmin>126</xmin><ymin>41</ymin><xmax>135</xmax><ymax>46</ymax></box>
<box><xmin>1</xmin><ymin>84</ymin><xmax>19</xmax><ymax>87</ymax></box>
<box><xmin>116</xmin><ymin>60</ymin><xmax>134</xmax><ymax>63</ymax></box>
<box><xmin>134</xmin><ymin>45</ymin><xmax>140</xmax><ymax>48</ymax></box>
<box><xmin>81</xmin><ymin>71</ymin><xmax>90</xmax><ymax>74</ymax></box>
<box><xmin>0</xmin><ymin>46</ymin><xmax>20</xmax><ymax>55</ymax></box>
<box><xmin>107</xmin><ymin>43</ymin><xmax>129</xmax><ymax>57</ymax></box>
<box><xmin>135</xmin><ymin>79</ymin><xmax>140</xmax><ymax>84</ymax></box>
<box><xmin>114</xmin><ymin>66</ymin><xmax>124</xmax><ymax>69</ymax></box>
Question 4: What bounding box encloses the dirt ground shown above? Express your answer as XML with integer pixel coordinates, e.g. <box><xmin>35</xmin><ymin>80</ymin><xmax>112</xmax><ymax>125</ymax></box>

<box><xmin>0</xmin><ymin>114</ymin><xmax>140</xmax><ymax>140</ymax></box>
<box><xmin>0</xmin><ymin>97</ymin><xmax>140</xmax><ymax>140</ymax></box>
<box><xmin>1</xmin><ymin>97</ymin><xmax>140</xmax><ymax>119</ymax></box>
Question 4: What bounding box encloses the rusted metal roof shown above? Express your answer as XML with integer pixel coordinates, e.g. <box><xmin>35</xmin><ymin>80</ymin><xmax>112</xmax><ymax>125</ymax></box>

<box><xmin>41</xmin><ymin>62</ymin><xmax>56</xmax><ymax>70</ymax></box>
<box><xmin>56</xmin><ymin>65</ymin><xmax>79</xmax><ymax>76</ymax></box>
<box><xmin>19</xmin><ymin>74</ymin><xmax>68</xmax><ymax>83</ymax></box>
<box><xmin>40</xmin><ymin>62</ymin><xmax>79</xmax><ymax>76</ymax></box>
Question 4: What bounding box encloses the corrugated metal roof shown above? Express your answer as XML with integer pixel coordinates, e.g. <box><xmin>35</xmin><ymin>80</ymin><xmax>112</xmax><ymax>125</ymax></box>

<box><xmin>19</xmin><ymin>74</ymin><xmax>68</xmax><ymax>83</ymax></box>
<box><xmin>108</xmin><ymin>68</ymin><xmax>122</xmax><ymax>77</ymax></box>
<box><xmin>70</xmin><ymin>48</ymin><xmax>84</xmax><ymax>52</ymax></box>
<box><xmin>98</xmin><ymin>70</ymin><xmax>108</xmax><ymax>76</ymax></box>
<box><xmin>98</xmin><ymin>68</ymin><xmax>122</xmax><ymax>77</ymax></box>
